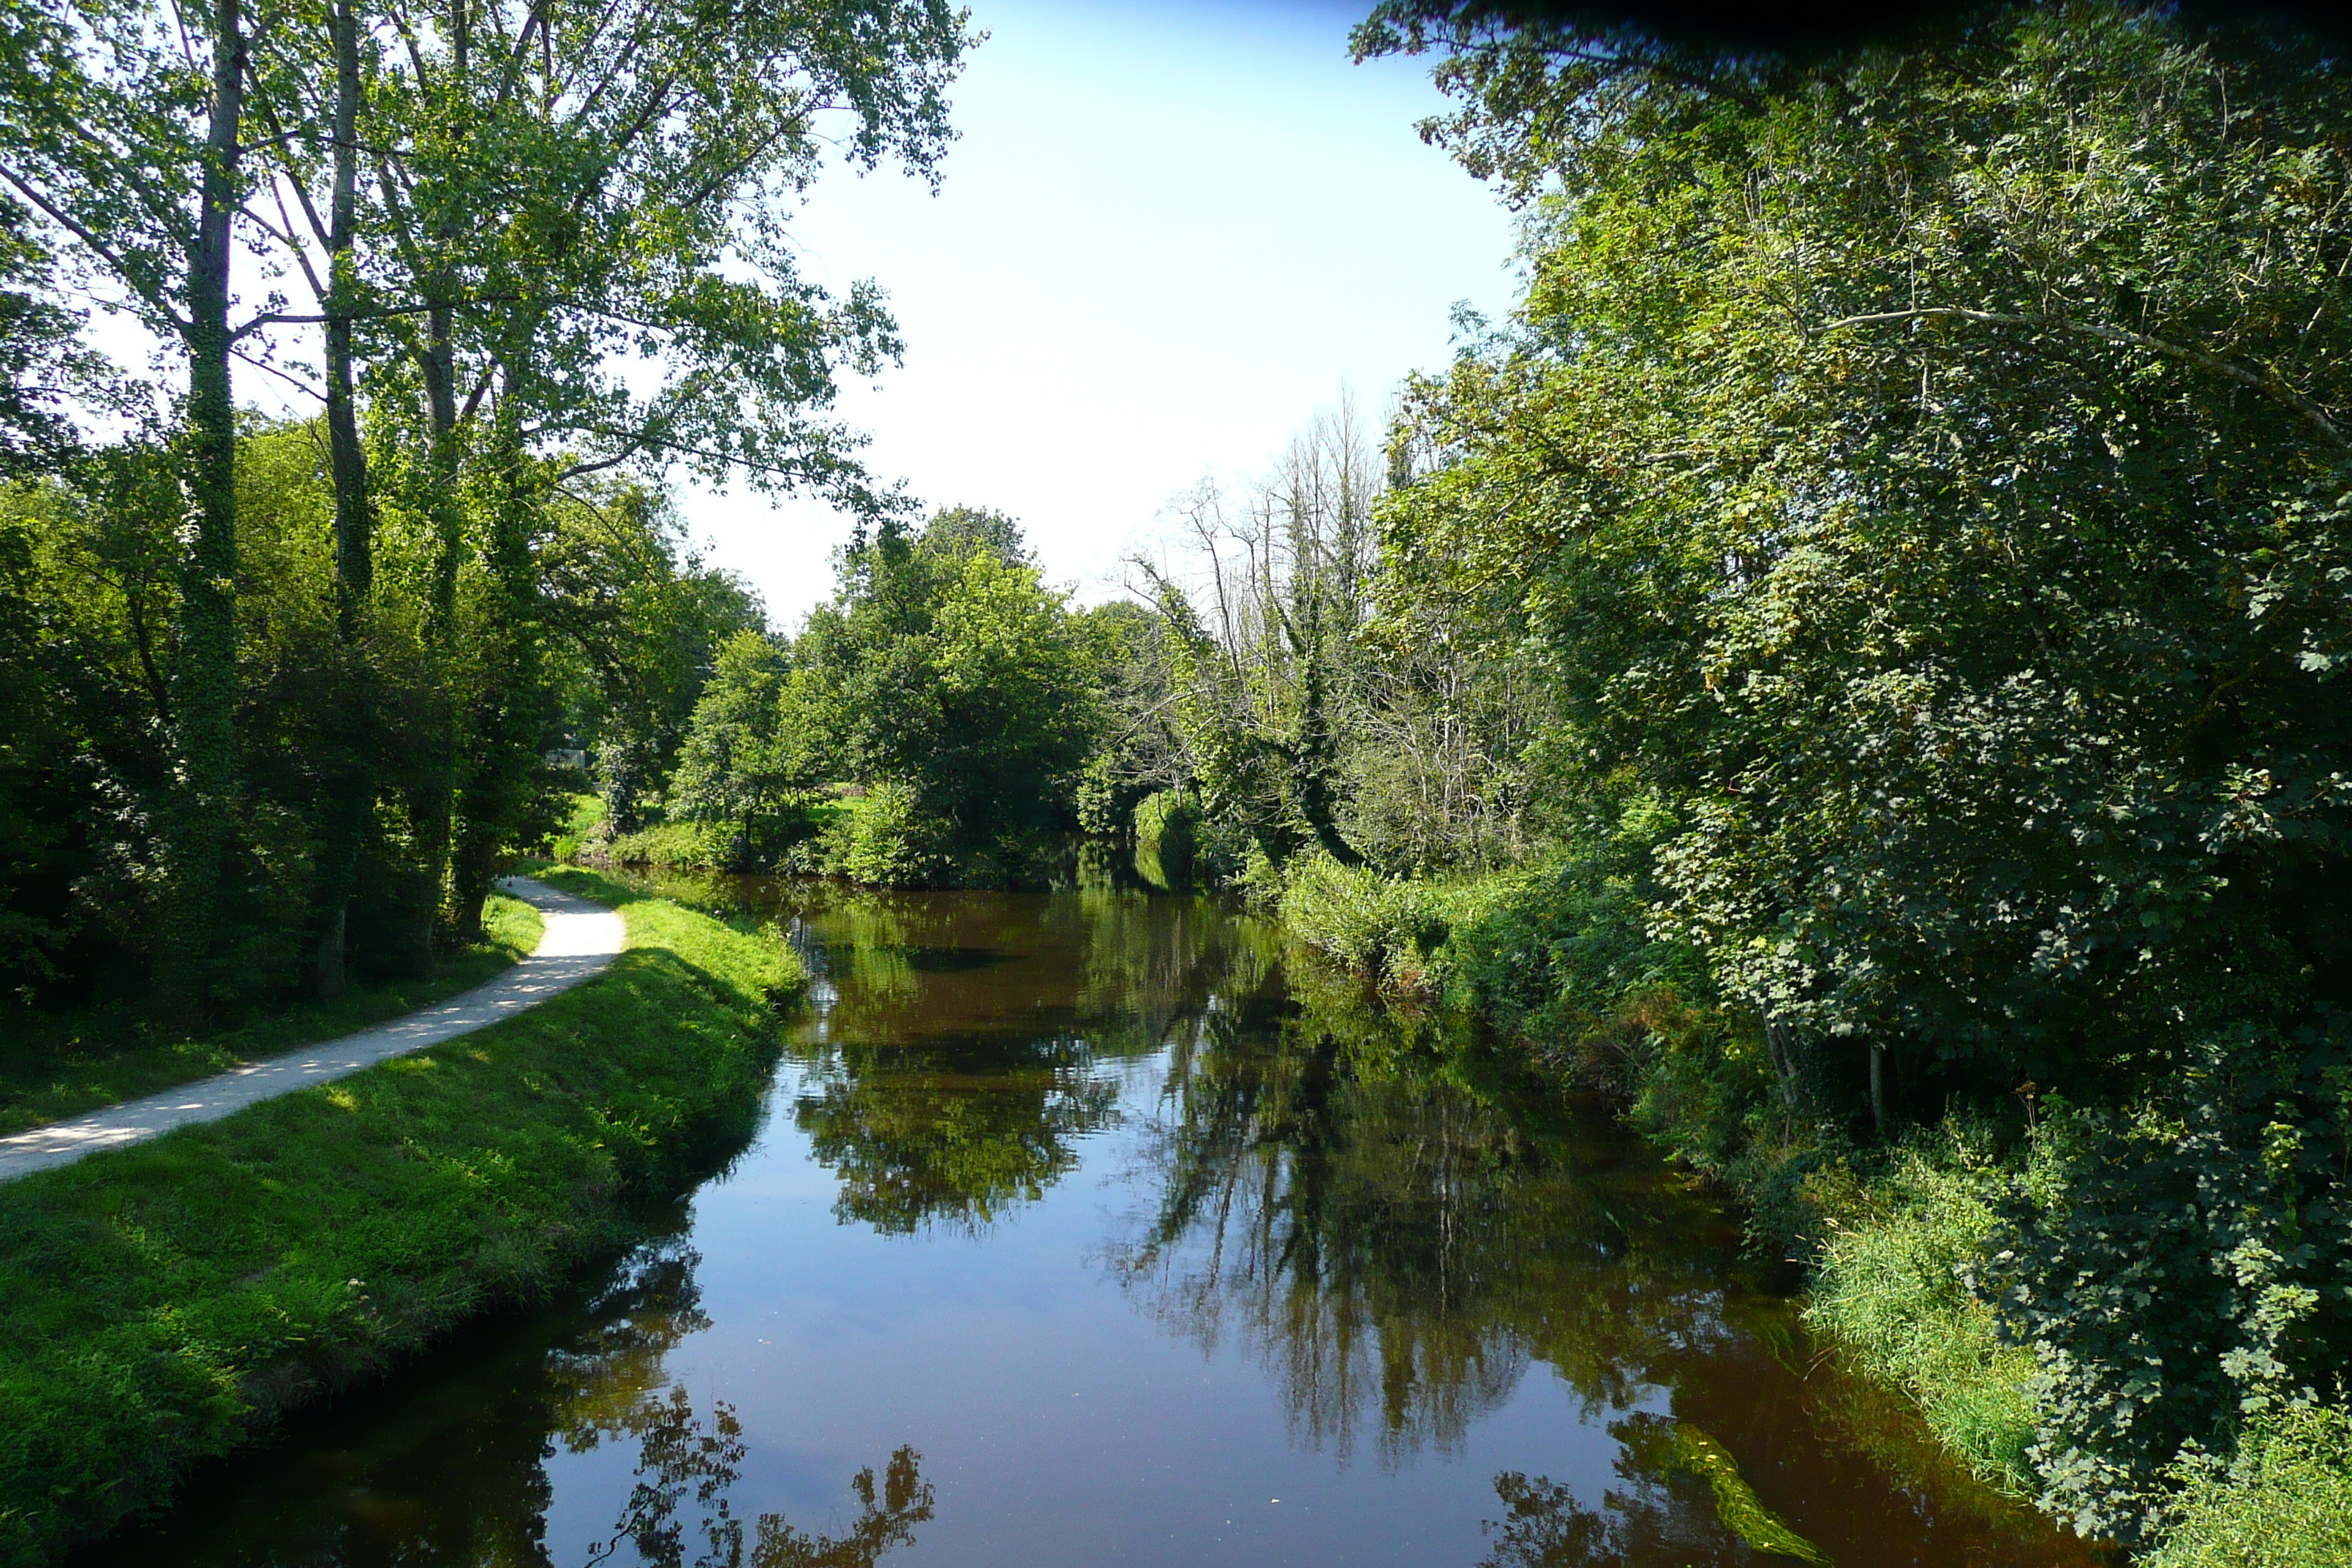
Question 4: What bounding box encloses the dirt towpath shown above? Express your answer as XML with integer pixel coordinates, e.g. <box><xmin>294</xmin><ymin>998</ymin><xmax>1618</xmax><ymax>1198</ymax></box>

<box><xmin>0</xmin><ymin>877</ymin><xmax>624</xmax><ymax>1184</ymax></box>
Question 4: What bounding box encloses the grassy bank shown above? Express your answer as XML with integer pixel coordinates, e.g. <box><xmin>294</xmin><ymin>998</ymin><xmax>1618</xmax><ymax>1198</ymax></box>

<box><xmin>0</xmin><ymin>867</ymin><xmax>802</xmax><ymax>1567</ymax></box>
<box><xmin>1803</xmin><ymin>1132</ymin><xmax>2040</xmax><ymax>1496</ymax></box>
<box><xmin>0</xmin><ymin>892</ymin><xmax>543</xmax><ymax>1139</ymax></box>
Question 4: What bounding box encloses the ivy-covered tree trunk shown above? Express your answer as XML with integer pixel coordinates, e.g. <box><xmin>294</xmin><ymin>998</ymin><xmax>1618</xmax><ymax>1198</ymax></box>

<box><xmin>403</xmin><ymin>0</ymin><xmax>471</xmax><ymax>961</ymax></box>
<box><xmin>156</xmin><ymin>0</ymin><xmax>247</xmax><ymax>1018</ymax></box>
<box><xmin>309</xmin><ymin>0</ymin><xmax>373</xmax><ymax>997</ymax></box>
<box><xmin>407</xmin><ymin>305</ymin><xmax>467</xmax><ymax>958</ymax></box>
<box><xmin>449</xmin><ymin>400</ymin><xmax>544</xmax><ymax>941</ymax></box>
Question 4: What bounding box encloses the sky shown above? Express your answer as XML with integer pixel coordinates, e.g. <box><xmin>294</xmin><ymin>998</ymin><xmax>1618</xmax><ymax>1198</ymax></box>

<box><xmin>701</xmin><ymin>0</ymin><xmax>1521</xmax><ymax>627</ymax></box>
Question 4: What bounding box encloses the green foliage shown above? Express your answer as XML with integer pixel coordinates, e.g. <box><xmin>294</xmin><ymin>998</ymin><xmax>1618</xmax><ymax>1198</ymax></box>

<box><xmin>817</xmin><ymin>781</ymin><xmax>954</xmax><ymax>889</ymax></box>
<box><xmin>0</xmin><ymin>870</ymin><xmax>800</xmax><ymax>1565</ymax></box>
<box><xmin>1986</xmin><ymin>1033</ymin><xmax>2352</xmax><ymax>1542</ymax></box>
<box><xmin>665</xmin><ymin>629</ymin><xmax>825</xmax><ymax>867</ymax></box>
<box><xmin>2149</xmin><ymin>1402</ymin><xmax>2352</xmax><ymax>1568</ymax></box>
<box><xmin>1807</xmin><ymin>1128</ymin><xmax>2041</xmax><ymax>1497</ymax></box>
<box><xmin>1369</xmin><ymin>2</ymin><xmax>2352</xmax><ymax>1088</ymax></box>
<box><xmin>764</xmin><ymin>508</ymin><xmax>1101</xmax><ymax>883</ymax></box>
<box><xmin>604</xmin><ymin>817</ymin><xmax>746</xmax><ymax>872</ymax></box>
<box><xmin>0</xmin><ymin>0</ymin><xmax>976</xmax><ymax>1003</ymax></box>
<box><xmin>0</xmin><ymin>426</ymin><xmax>756</xmax><ymax>1036</ymax></box>
<box><xmin>1278</xmin><ymin>852</ymin><xmax>1456</xmax><ymax>990</ymax></box>
<box><xmin>1131</xmin><ymin>788</ymin><xmax>1198</xmax><ymax>890</ymax></box>
<box><xmin>1348</xmin><ymin>6</ymin><xmax>2352</xmax><ymax>1539</ymax></box>
<box><xmin>548</xmin><ymin>791</ymin><xmax>606</xmax><ymax>862</ymax></box>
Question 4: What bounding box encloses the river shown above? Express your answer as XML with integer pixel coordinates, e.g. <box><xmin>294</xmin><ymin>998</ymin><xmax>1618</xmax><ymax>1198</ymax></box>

<box><xmin>82</xmin><ymin>868</ymin><xmax>2100</xmax><ymax>1568</ymax></box>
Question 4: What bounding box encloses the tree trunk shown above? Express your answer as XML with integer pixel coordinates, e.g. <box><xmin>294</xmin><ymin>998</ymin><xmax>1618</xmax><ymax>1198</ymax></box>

<box><xmin>157</xmin><ymin>0</ymin><xmax>246</xmax><ymax>1019</ymax></box>
<box><xmin>404</xmin><ymin>0</ymin><xmax>470</xmax><ymax>961</ymax></box>
<box><xmin>450</xmin><ymin>397</ymin><xmax>543</xmax><ymax>940</ymax></box>
<box><xmin>1869</xmin><ymin>1043</ymin><xmax>1887</xmax><ymax>1137</ymax></box>
<box><xmin>410</xmin><ymin>303</ymin><xmax>464</xmax><ymax>961</ymax></box>
<box><xmin>310</xmin><ymin>0</ymin><xmax>372</xmax><ymax>998</ymax></box>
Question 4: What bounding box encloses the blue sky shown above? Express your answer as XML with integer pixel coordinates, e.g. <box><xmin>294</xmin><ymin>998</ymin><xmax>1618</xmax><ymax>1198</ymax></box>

<box><xmin>701</xmin><ymin>0</ymin><xmax>1520</xmax><ymax>625</ymax></box>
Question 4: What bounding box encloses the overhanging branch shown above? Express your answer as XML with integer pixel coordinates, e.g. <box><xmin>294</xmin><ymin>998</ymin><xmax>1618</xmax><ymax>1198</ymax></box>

<box><xmin>1823</xmin><ymin>305</ymin><xmax>2349</xmax><ymax>451</ymax></box>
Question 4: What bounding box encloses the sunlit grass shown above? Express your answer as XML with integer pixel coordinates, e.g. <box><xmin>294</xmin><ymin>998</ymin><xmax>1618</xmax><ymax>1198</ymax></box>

<box><xmin>1805</xmin><ymin>1128</ymin><xmax>2040</xmax><ymax>1499</ymax></box>
<box><xmin>0</xmin><ymin>872</ymin><xmax>801</xmax><ymax>1564</ymax></box>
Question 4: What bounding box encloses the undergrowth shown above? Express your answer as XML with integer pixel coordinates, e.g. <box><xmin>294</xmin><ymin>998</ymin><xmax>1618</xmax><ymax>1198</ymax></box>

<box><xmin>2148</xmin><ymin>1402</ymin><xmax>2352</xmax><ymax>1568</ymax></box>
<box><xmin>1804</xmin><ymin>1127</ymin><xmax>2040</xmax><ymax>1497</ymax></box>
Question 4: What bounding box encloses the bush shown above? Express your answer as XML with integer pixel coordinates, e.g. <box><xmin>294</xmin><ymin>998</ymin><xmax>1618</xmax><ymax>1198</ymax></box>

<box><xmin>605</xmin><ymin>818</ymin><xmax>736</xmax><ymax>870</ymax></box>
<box><xmin>819</xmin><ymin>782</ymin><xmax>954</xmax><ymax>888</ymax></box>
<box><xmin>1133</xmin><ymin>789</ymin><xmax>1198</xmax><ymax>890</ymax></box>
<box><xmin>2149</xmin><ymin>1403</ymin><xmax>2352</xmax><ymax>1568</ymax></box>
<box><xmin>1975</xmin><ymin>1028</ymin><xmax>2352</xmax><ymax>1545</ymax></box>
<box><xmin>1277</xmin><ymin>852</ymin><xmax>1455</xmax><ymax>990</ymax></box>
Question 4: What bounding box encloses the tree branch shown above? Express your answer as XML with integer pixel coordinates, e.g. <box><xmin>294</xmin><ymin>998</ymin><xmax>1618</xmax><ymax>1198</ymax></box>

<box><xmin>1823</xmin><ymin>305</ymin><xmax>2350</xmax><ymax>451</ymax></box>
<box><xmin>0</xmin><ymin>167</ymin><xmax>189</xmax><ymax>336</ymax></box>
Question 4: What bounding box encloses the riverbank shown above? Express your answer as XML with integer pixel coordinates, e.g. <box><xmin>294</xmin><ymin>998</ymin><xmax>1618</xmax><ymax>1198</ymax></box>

<box><xmin>0</xmin><ymin>867</ymin><xmax>802</xmax><ymax>1567</ymax></box>
<box><xmin>0</xmin><ymin>892</ymin><xmax>543</xmax><ymax>1140</ymax></box>
<box><xmin>1272</xmin><ymin>851</ymin><xmax>2352</xmax><ymax>1568</ymax></box>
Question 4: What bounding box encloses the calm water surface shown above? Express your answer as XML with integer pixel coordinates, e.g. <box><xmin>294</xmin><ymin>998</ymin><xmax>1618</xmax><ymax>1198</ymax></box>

<box><xmin>85</xmin><ymin>870</ymin><xmax>2100</xmax><ymax>1568</ymax></box>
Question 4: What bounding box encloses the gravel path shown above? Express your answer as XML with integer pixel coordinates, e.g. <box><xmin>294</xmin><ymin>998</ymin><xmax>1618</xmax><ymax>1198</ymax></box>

<box><xmin>0</xmin><ymin>876</ymin><xmax>625</xmax><ymax>1184</ymax></box>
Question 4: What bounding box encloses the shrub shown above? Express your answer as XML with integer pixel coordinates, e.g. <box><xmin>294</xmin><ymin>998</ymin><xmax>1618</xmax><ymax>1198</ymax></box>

<box><xmin>1278</xmin><ymin>852</ymin><xmax>1453</xmax><ymax>989</ymax></box>
<box><xmin>821</xmin><ymin>782</ymin><xmax>954</xmax><ymax>888</ymax></box>
<box><xmin>2149</xmin><ymin>1402</ymin><xmax>2352</xmax><ymax>1568</ymax></box>
<box><xmin>1986</xmin><ymin>1034</ymin><xmax>2352</xmax><ymax>1545</ymax></box>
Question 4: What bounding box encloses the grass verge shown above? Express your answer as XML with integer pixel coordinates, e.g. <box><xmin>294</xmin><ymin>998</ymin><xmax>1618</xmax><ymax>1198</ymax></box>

<box><xmin>0</xmin><ymin>867</ymin><xmax>801</xmax><ymax>1567</ymax></box>
<box><xmin>1803</xmin><ymin>1129</ymin><xmax>2041</xmax><ymax>1498</ymax></box>
<box><xmin>0</xmin><ymin>893</ymin><xmax>543</xmax><ymax>1139</ymax></box>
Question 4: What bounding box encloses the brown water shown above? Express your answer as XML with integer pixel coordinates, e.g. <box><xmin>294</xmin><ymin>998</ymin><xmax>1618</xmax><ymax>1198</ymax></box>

<box><xmin>83</xmin><ymin>870</ymin><xmax>2100</xmax><ymax>1568</ymax></box>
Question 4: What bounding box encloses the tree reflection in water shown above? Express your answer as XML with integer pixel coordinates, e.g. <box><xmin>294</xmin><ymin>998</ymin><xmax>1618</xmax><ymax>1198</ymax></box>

<box><xmin>1477</xmin><ymin>1470</ymin><xmax>1703</xmax><ymax>1568</ymax></box>
<box><xmin>79</xmin><ymin>1235</ymin><xmax>933</xmax><ymax>1568</ymax></box>
<box><xmin>792</xmin><ymin>1034</ymin><xmax>1123</xmax><ymax>1234</ymax></box>
<box><xmin>595</xmin><ymin>870</ymin><xmax>2087</xmax><ymax>1567</ymax></box>
<box><xmin>560</xmin><ymin>1246</ymin><xmax>935</xmax><ymax>1568</ymax></box>
<box><xmin>781</xmin><ymin>881</ymin><xmax>1273</xmax><ymax>1237</ymax></box>
<box><xmin>1107</xmin><ymin>971</ymin><xmax>1741</xmax><ymax>1470</ymax></box>
<box><xmin>581</xmin><ymin>1390</ymin><xmax>931</xmax><ymax>1568</ymax></box>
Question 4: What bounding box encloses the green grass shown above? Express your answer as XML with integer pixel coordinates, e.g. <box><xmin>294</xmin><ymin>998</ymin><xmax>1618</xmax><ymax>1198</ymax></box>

<box><xmin>0</xmin><ymin>867</ymin><xmax>802</xmax><ymax>1567</ymax></box>
<box><xmin>547</xmin><ymin>790</ymin><xmax>608</xmax><ymax>861</ymax></box>
<box><xmin>1803</xmin><ymin>1128</ymin><xmax>2041</xmax><ymax>1499</ymax></box>
<box><xmin>0</xmin><ymin>893</ymin><xmax>543</xmax><ymax>1139</ymax></box>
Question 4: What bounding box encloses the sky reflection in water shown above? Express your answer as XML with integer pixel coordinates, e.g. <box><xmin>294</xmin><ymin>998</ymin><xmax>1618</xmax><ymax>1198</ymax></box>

<box><xmin>83</xmin><ymin>870</ymin><xmax>2099</xmax><ymax>1568</ymax></box>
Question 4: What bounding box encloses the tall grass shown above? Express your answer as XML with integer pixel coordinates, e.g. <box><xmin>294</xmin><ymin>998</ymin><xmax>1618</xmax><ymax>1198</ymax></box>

<box><xmin>1803</xmin><ymin>1128</ymin><xmax>2040</xmax><ymax>1496</ymax></box>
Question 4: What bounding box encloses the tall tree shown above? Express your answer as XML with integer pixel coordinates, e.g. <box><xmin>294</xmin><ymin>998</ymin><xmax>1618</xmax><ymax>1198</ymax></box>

<box><xmin>247</xmin><ymin>0</ymin><xmax>382</xmax><ymax>991</ymax></box>
<box><xmin>361</xmin><ymin>0</ymin><xmax>973</xmax><ymax>934</ymax></box>
<box><xmin>1360</xmin><ymin>4</ymin><xmax>2352</xmax><ymax>1525</ymax></box>
<box><xmin>1</xmin><ymin>0</ymin><xmax>265</xmax><ymax>1013</ymax></box>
